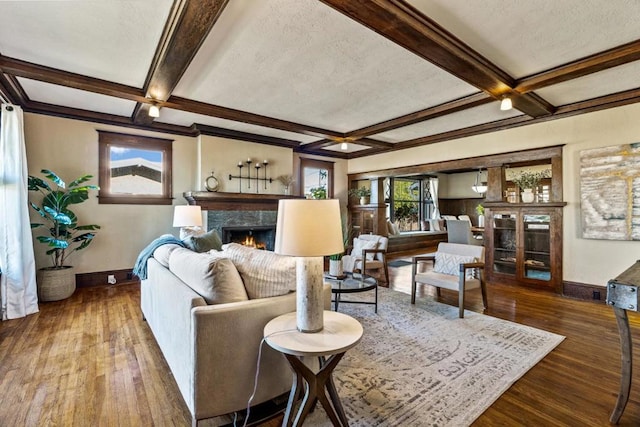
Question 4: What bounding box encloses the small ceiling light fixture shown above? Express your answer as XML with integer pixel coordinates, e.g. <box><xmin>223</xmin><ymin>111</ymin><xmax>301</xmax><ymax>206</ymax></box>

<box><xmin>500</xmin><ymin>96</ymin><xmax>512</xmax><ymax>111</ymax></box>
<box><xmin>341</xmin><ymin>142</ymin><xmax>348</xmax><ymax>150</ymax></box>
<box><xmin>472</xmin><ymin>169</ymin><xmax>488</xmax><ymax>194</ymax></box>
<box><xmin>148</xmin><ymin>102</ymin><xmax>160</xmax><ymax>118</ymax></box>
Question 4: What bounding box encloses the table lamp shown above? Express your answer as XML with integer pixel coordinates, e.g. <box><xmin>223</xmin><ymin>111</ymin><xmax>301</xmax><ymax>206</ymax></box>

<box><xmin>173</xmin><ymin>205</ymin><xmax>203</xmax><ymax>239</ymax></box>
<box><xmin>274</xmin><ymin>199</ymin><xmax>344</xmax><ymax>333</ymax></box>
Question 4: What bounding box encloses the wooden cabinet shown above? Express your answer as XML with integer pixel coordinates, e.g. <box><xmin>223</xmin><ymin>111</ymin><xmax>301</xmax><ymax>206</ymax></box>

<box><xmin>485</xmin><ymin>204</ymin><xmax>564</xmax><ymax>292</ymax></box>
<box><xmin>349</xmin><ymin>204</ymin><xmax>388</xmax><ymax>237</ymax></box>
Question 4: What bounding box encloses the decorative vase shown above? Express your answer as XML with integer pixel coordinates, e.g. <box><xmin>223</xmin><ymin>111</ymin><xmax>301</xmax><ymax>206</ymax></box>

<box><xmin>37</xmin><ymin>266</ymin><xmax>76</xmax><ymax>301</ymax></box>
<box><xmin>478</xmin><ymin>214</ymin><xmax>485</xmax><ymax>228</ymax></box>
<box><xmin>360</xmin><ymin>196</ymin><xmax>370</xmax><ymax>205</ymax></box>
<box><xmin>329</xmin><ymin>259</ymin><xmax>344</xmax><ymax>277</ymax></box>
<box><xmin>283</xmin><ymin>185</ymin><xmax>290</xmax><ymax>195</ymax></box>
<box><xmin>521</xmin><ymin>188</ymin><xmax>535</xmax><ymax>203</ymax></box>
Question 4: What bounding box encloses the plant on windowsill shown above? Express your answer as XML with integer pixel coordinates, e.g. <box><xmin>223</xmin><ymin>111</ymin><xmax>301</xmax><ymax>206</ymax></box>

<box><xmin>28</xmin><ymin>169</ymin><xmax>100</xmax><ymax>301</ymax></box>
<box><xmin>308</xmin><ymin>186</ymin><xmax>327</xmax><ymax>199</ymax></box>
<box><xmin>348</xmin><ymin>186</ymin><xmax>371</xmax><ymax>205</ymax></box>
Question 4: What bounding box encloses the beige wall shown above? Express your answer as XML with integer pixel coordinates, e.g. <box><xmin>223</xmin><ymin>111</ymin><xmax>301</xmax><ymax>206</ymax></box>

<box><xmin>23</xmin><ymin>113</ymin><xmax>347</xmax><ymax>275</ymax></box>
<box><xmin>348</xmin><ymin>102</ymin><xmax>640</xmax><ymax>287</ymax></box>
<box><xmin>25</xmin><ymin>114</ymin><xmax>197</xmax><ymax>274</ymax></box>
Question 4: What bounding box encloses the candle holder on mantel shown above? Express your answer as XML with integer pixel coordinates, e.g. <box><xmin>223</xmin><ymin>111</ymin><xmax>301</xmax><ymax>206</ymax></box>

<box><xmin>229</xmin><ymin>158</ymin><xmax>272</xmax><ymax>193</ymax></box>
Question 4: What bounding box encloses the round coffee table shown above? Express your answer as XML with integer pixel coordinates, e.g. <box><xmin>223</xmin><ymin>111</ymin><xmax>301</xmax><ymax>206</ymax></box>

<box><xmin>324</xmin><ymin>272</ymin><xmax>378</xmax><ymax>313</ymax></box>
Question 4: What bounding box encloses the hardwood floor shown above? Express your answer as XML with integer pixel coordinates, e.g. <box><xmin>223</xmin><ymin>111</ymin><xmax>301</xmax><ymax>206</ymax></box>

<box><xmin>2</xmin><ymin>266</ymin><xmax>640</xmax><ymax>426</ymax></box>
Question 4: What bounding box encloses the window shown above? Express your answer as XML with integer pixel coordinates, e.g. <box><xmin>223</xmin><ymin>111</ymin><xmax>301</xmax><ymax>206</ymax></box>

<box><xmin>389</xmin><ymin>177</ymin><xmax>434</xmax><ymax>232</ymax></box>
<box><xmin>300</xmin><ymin>158</ymin><xmax>334</xmax><ymax>199</ymax></box>
<box><xmin>98</xmin><ymin>131</ymin><xmax>173</xmax><ymax>204</ymax></box>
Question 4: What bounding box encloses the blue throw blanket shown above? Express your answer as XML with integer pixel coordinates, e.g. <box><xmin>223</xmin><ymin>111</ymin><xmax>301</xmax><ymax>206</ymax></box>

<box><xmin>133</xmin><ymin>234</ymin><xmax>185</xmax><ymax>280</ymax></box>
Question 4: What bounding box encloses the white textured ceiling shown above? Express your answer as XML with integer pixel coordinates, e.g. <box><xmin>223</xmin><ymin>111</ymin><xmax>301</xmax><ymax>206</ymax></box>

<box><xmin>1</xmin><ymin>0</ymin><xmax>640</xmax><ymax>158</ymax></box>
<box><xmin>373</xmin><ymin>103</ymin><xmax>523</xmax><ymax>143</ymax></box>
<box><xmin>172</xmin><ymin>0</ymin><xmax>478</xmax><ymax>131</ymax></box>
<box><xmin>0</xmin><ymin>0</ymin><xmax>172</xmax><ymax>87</ymax></box>
<box><xmin>18</xmin><ymin>78</ymin><xmax>136</xmax><ymax>117</ymax></box>
<box><xmin>407</xmin><ymin>0</ymin><xmax>640</xmax><ymax>78</ymax></box>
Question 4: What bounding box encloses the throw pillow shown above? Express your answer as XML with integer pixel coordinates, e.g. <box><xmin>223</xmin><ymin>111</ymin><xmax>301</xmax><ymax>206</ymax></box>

<box><xmin>152</xmin><ymin>243</ymin><xmax>182</xmax><ymax>267</ymax></box>
<box><xmin>221</xmin><ymin>243</ymin><xmax>295</xmax><ymax>299</ymax></box>
<box><xmin>183</xmin><ymin>229</ymin><xmax>223</xmax><ymax>253</ymax></box>
<box><xmin>433</xmin><ymin>252</ymin><xmax>477</xmax><ymax>279</ymax></box>
<box><xmin>168</xmin><ymin>247</ymin><xmax>248</xmax><ymax>304</ymax></box>
<box><xmin>352</xmin><ymin>238</ymin><xmax>379</xmax><ymax>260</ymax></box>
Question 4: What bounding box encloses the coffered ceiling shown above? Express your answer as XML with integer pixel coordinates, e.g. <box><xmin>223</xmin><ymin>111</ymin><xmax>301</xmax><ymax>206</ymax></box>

<box><xmin>1</xmin><ymin>0</ymin><xmax>639</xmax><ymax>159</ymax></box>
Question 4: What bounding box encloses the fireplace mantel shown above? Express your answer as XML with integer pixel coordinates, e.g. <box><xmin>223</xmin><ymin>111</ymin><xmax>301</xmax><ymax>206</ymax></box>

<box><xmin>183</xmin><ymin>191</ymin><xmax>302</xmax><ymax>211</ymax></box>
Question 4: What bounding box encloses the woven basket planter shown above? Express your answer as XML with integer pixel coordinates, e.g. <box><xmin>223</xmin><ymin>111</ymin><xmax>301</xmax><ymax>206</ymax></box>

<box><xmin>37</xmin><ymin>267</ymin><xmax>76</xmax><ymax>302</ymax></box>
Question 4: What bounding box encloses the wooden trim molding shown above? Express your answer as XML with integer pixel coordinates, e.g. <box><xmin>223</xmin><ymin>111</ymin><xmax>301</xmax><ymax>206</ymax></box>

<box><xmin>563</xmin><ymin>281</ymin><xmax>607</xmax><ymax>303</ymax></box>
<box><xmin>76</xmin><ymin>269</ymin><xmax>136</xmax><ymax>288</ymax></box>
<box><xmin>97</xmin><ymin>131</ymin><xmax>174</xmax><ymax>205</ymax></box>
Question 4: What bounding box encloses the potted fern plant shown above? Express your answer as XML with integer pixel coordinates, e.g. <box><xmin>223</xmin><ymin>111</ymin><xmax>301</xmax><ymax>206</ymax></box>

<box><xmin>28</xmin><ymin>169</ymin><xmax>100</xmax><ymax>301</ymax></box>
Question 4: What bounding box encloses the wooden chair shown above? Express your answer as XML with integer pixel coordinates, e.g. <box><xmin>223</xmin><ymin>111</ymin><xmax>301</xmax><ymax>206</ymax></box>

<box><xmin>342</xmin><ymin>234</ymin><xmax>389</xmax><ymax>285</ymax></box>
<box><xmin>411</xmin><ymin>242</ymin><xmax>487</xmax><ymax>318</ymax></box>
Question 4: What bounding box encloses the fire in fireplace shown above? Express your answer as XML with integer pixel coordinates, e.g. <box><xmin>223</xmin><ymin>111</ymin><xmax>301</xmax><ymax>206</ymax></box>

<box><xmin>221</xmin><ymin>226</ymin><xmax>276</xmax><ymax>251</ymax></box>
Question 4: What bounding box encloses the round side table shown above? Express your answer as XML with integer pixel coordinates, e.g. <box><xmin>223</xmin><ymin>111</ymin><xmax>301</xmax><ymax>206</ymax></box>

<box><xmin>264</xmin><ymin>311</ymin><xmax>363</xmax><ymax>426</ymax></box>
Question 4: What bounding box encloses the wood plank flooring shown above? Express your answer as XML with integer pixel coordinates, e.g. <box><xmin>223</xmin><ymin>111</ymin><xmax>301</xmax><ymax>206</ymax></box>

<box><xmin>2</xmin><ymin>264</ymin><xmax>640</xmax><ymax>426</ymax></box>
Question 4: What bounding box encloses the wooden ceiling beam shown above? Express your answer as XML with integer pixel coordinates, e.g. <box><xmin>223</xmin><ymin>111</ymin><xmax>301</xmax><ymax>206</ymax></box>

<box><xmin>516</xmin><ymin>39</ymin><xmax>640</xmax><ymax>93</ymax></box>
<box><xmin>24</xmin><ymin>100</ymin><xmax>197</xmax><ymax>136</ymax></box>
<box><xmin>194</xmin><ymin>124</ymin><xmax>301</xmax><ymax>149</ymax></box>
<box><xmin>133</xmin><ymin>0</ymin><xmax>230</xmax><ymax>124</ymax></box>
<box><xmin>164</xmin><ymin>95</ymin><xmax>340</xmax><ymax>139</ymax></box>
<box><xmin>0</xmin><ymin>55</ymin><xmax>148</xmax><ymax>103</ymax></box>
<box><xmin>347</xmin><ymin>92</ymin><xmax>493</xmax><ymax>138</ymax></box>
<box><xmin>320</xmin><ymin>0</ymin><xmax>554</xmax><ymax>117</ymax></box>
<box><xmin>0</xmin><ymin>74</ymin><xmax>27</xmax><ymax>105</ymax></box>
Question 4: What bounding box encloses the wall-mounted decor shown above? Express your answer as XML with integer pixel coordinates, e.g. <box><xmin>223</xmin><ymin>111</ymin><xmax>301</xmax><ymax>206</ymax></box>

<box><xmin>580</xmin><ymin>143</ymin><xmax>640</xmax><ymax>240</ymax></box>
<box><xmin>228</xmin><ymin>158</ymin><xmax>272</xmax><ymax>193</ymax></box>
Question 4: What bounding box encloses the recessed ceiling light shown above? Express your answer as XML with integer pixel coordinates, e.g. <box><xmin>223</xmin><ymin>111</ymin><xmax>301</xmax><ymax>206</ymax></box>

<box><xmin>500</xmin><ymin>97</ymin><xmax>512</xmax><ymax>111</ymax></box>
<box><xmin>341</xmin><ymin>142</ymin><xmax>348</xmax><ymax>150</ymax></box>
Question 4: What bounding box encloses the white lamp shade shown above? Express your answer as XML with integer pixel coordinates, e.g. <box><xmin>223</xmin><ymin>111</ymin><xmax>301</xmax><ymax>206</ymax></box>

<box><xmin>275</xmin><ymin>199</ymin><xmax>344</xmax><ymax>257</ymax></box>
<box><xmin>173</xmin><ymin>205</ymin><xmax>203</xmax><ymax>227</ymax></box>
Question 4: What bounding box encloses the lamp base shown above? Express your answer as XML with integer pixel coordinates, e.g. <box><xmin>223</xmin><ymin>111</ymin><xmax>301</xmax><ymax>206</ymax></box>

<box><xmin>179</xmin><ymin>226</ymin><xmax>203</xmax><ymax>240</ymax></box>
<box><xmin>296</xmin><ymin>257</ymin><xmax>324</xmax><ymax>333</ymax></box>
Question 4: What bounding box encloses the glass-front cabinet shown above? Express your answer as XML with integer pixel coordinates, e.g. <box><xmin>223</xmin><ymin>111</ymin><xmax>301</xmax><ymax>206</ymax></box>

<box><xmin>486</xmin><ymin>207</ymin><xmax>562</xmax><ymax>292</ymax></box>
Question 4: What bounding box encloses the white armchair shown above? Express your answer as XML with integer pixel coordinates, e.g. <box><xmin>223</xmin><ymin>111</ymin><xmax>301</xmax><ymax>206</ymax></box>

<box><xmin>342</xmin><ymin>234</ymin><xmax>389</xmax><ymax>285</ymax></box>
<box><xmin>411</xmin><ymin>242</ymin><xmax>487</xmax><ymax>318</ymax></box>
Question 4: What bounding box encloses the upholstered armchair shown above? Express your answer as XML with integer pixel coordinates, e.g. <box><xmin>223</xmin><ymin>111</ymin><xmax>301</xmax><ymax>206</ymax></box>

<box><xmin>342</xmin><ymin>234</ymin><xmax>389</xmax><ymax>285</ymax></box>
<box><xmin>411</xmin><ymin>242</ymin><xmax>487</xmax><ymax>318</ymax></box>
<box><xmin>446</xmin><ymin>219</ymin><xmax>482</xmax><ymax>246</ymax></box>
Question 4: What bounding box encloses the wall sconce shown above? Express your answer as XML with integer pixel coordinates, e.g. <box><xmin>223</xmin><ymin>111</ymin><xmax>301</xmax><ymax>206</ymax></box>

<box><xmin>472</xmin><ymin>169</ymin><xmax>488</xmax><ymax>194</ymax></box>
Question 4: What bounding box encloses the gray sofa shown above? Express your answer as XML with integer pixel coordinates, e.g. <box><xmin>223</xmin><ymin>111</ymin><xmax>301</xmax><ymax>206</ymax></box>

<box><xmin>140</xmin><ymin>243</ymin><xmax>330</xmax><ymax>426</ymax></box>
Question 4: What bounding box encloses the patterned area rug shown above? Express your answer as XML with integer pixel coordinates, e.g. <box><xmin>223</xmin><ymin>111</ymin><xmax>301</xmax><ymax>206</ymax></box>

<box><xmin>305</xmin><ymin>287</ymin><xmax>565</xmax><ymax>426</ymax></box>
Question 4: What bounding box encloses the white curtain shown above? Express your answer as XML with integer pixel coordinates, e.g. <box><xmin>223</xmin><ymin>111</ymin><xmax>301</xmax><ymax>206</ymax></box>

<box><xmin>0</xmin><ymin>104</ymin><xmax>38</xmax><ymax>320</ymax></box>
<box><xmin>429</xmin><ymin>177</ymin><xmax>440</xmax><ymax>219</ymax></box>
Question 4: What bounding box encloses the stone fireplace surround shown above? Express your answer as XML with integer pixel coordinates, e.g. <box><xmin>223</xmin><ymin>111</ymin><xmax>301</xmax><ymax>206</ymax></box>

<box><xmin>183</xmin><ymin>192</ymin><xmax>301</xmax><ymax>250</ymax></box>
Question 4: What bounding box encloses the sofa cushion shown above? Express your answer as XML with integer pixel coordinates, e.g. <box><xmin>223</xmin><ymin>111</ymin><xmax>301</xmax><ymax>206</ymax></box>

<box><xmin>434</xmin><ymin>252</ymin><xmax>477</xmax><ymax>279</ymax></box>
<box><xmin>183</xmin><ymin>229</ymin><xmax>223</xmax><ymax>253</ymax></box>
<box><xmin>221</xmin><ymin>243</ymin><xmax>295</xmax><ymax>299</ymax></box>
<box><xmin>153</xmin><ymin>243</ymin><xmax>182</xmax><ymax>267</ymax></box>
<box><xmin>168</xmin><ymin>247</ymin><xmax>248</xmax><ymax>304</ymax></box>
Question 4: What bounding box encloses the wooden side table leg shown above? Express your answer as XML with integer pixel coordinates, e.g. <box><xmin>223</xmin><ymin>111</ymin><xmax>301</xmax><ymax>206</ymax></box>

<box><xmin>610</xmin><ymin>307</ymin><xmax>632</xmax><ymax>424</ymax></box>
<box><xmin>316</xmin><ymin>353</ymin><xmax>347</xmax><ymax>427</ymax></box>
